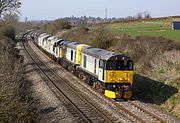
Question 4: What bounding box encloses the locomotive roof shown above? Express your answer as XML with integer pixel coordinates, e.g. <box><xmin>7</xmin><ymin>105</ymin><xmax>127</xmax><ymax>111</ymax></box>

<box><xmin>35</xmin><ymin>31</ymin><xmax>42</xmax><ymax>37</ymax></box>
<box><xmin>47</xmin><ymin>36</ymin><xmax>58</xmax><ymax>44</ymax></box>
<box><xmin>54</xmin><ymin>39</ymin><xmax>64</xmax><ymax>46</ymax></box>
<box><xmin>60</xmin><ymin>40</ymin><xmax>71</xmax><ymax>46</ymax></box>
<box><xmin>34</xmin><ymin>30</ymin><xmax>42</xmax><ymax>35</ymax></box>
<box><xmin>66</xmin><ymin>42</ymin><xmax>81</xmax><ymax>49</ymax></box>
<box><xmin>47</xmin><ymin>36</ymin><xmax>57</xmax><ymax>40</ymax></box>
<box><xmin>42</xmin><ymin>35</ymin><xmax>51</xmax><ymax>42</ymax></box>
<box><xmin>82</xmin><ymin>47</ymin><xmax>130</xmax><ymax>60</ymax></box>
<box><xmin>39</xmin><ymin>33</ymin><xmax>47</xmax><ymax>37</ymax></box>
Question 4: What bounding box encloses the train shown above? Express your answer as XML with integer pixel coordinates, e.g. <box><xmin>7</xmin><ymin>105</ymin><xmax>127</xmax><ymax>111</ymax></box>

<box><xmin>22</xmin><ymin>30</ymin><xmax>134</xmax><ymax>99</ymax></box>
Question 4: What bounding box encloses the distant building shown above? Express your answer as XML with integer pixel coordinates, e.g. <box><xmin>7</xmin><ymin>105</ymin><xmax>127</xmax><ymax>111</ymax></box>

<box><xmin>172</xmin><ymin>21</ymin><xmax>180</xmax><ymax>30</ymax></box>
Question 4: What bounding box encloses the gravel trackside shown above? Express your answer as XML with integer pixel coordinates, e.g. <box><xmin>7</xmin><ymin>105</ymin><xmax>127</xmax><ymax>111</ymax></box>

<box><xmin>16</xmin><ymin>42</ymin><xmax>78</xmax><ymax>123</ymax></box>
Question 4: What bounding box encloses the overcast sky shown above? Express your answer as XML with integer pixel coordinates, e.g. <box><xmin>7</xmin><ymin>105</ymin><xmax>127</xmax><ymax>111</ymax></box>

<box><xmin>21</xmin><ymin>0</ymin><xmax>180</xmax><ymax>20</ymax></box>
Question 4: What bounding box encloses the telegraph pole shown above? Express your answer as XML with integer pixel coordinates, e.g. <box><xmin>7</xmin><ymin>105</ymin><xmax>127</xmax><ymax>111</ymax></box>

<box><xmin>105</xmin><ymin>8</ymin><xmax>107</xmax><ymax>22</ymax></box>
<box><xmin>105</xmin><ymin>8</ymin><xmax>107</xmax><ymax>19</ymax></box>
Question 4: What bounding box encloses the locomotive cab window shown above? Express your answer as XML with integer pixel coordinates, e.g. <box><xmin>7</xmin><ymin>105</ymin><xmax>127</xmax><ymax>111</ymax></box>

<box><xmin>106</xmin><ymin>60</ymin><xmax>133</xmax><ymax>70</ymax></box>
<box><xmin>71</xmin><ymin>50</ymin><xmax>73</xmax><ymax>61</ymax></box>
<box><xmin>99</xmin><ymin>60</ymin><xmax>105</xmax><ymax>69</ymax></box>
<box><xmin>94</xmin><ymin>59</ymin><xmax>97</xmax><ymax>74</ymax></box>
<box><xmin>126</xmin><ymin>60</ymin><xmax>133</xmax><ymax>70</ymax></box>
<box><xmin>53</xmin><ymin>44</ymin><xmax>55</xmax><ymax>52</ymax></box>
<box><xmin>83</xmin><ymin>55</ymin><xmax>87</xmax><ymax>68</ymax></box>
<box><xmin>74</xmin><ymin>51</ymin><xmax>76</xmax><ymax>62</ymax></box>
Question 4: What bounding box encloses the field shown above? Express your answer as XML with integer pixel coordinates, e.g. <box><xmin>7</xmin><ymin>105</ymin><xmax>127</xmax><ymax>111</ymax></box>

<box><xmin>108</xmin><ymin>19</ymin><xmax>180</xmax><ymax>42</ymax></box>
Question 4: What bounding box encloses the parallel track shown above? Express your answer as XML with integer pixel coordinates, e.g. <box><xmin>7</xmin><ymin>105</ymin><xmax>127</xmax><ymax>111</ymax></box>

<box><xmin>22</xmin><ymin>33</ymin><xmax>116</xmax><ymax>123</ymax></box>
<box><xmin>127</xmin><ymin>101</ymin><xmax>166</xmax><ymax>123</ymax></box>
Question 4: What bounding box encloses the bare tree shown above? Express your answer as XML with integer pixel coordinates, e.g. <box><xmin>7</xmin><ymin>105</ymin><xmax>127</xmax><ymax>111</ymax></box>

<box><xmin>3</xmin><ymin>13</ymin><xmax>18</xmax><ymax>24</ymax></box>
<box><xmin>137</xmin><ymin>12</ymin><xmax>143</xmax><ymax>20</ymax></box>
<box><xmin>0</xmin><ymin>0</ymin><xmax>21</xmax><ymax>18</ymax></box>
<box><xmin>143</xmin><ymin>11</ymin><xmax>151</xmax><ymax>19</ymax></box>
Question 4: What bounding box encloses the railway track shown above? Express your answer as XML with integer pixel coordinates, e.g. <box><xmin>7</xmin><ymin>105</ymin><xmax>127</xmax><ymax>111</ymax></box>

<box><xmin>115</xmin><ymin>100</ymin><xmax>166</xmax><ymax>123</ymax></box>
<box><xmin>129</xmin><ymin>101</ymin><xmax>166</xmax><ymax>122</ymax></box>
<box><xmin>22</xmin><ymin>33</ymin><xmax>117</xmax><ymax>123</ymax></box>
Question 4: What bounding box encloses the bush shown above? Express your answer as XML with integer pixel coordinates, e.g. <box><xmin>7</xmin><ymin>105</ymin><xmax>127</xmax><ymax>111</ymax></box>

<box><xmin>41</xmin><ymin>23</ymin><xmax>56</xmax><ymax>35</ymax></box>
<box><xmin>91</xmin><ymin>26</ymin><xmax>114</xmax><ymax>49</ymax></box>
<box><xmin>76</xmin><ymin>21</ymin><xmax>89</xmax><ymax>32</ymax></box>
<box><xmin>54</xmin><ymin>19</ymin><xmax>72</xmax><ymax>30</ymax></box>
<box><xmin>61</xmin><ymin>26</ymin><xmax>92</xmax><ymax>44</ymax></box>
<box><xmin>2</xmin><ymin>24</ymin><xmax>16</xmax><ymax>40</ymax></box>
<box><xmin>150</xmin><ymin>50</ymin><xmax>180</xmax><ymax>84</ymax></box>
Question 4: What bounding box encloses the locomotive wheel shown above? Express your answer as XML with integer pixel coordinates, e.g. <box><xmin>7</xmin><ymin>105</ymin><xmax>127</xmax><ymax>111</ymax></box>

<box><xmin>85</xmin><ymin>76</ymin><xmax>91</xmax><ymax>85</ymax></box>
<box><xmin>68</xmin><ymin>66</ymin><xmax>75</xmax><ymax>73</ymax></box>
<box><xmin>93</xmin><ymin>82</ymin><xmax>104</xmax><ymax>94</ymax></box>
<box><xmin>62</xmin><ymin>61</ymin><xmax>68</xmax><ymax>69</ymax></box>
<box><xmin>79</xmin><ymin>72</ymin><xmax>86</xmax><ymax>81</ymax></box>
<box><xmin>93</xmin><ymin>82</ymin><xmax>100</xmax><ymax>90</ymax></box>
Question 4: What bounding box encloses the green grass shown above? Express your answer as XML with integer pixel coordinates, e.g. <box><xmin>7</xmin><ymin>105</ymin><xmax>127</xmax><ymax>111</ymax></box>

<box><xmin>108</xmin><ymin>20</ymin><xmax>180</xmax><ymax>41</ymax></box>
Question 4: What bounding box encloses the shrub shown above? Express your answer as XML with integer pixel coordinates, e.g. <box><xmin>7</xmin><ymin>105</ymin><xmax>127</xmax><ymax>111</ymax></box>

<box><xmin>76</xmin><ymin>21</ymin><xmax>89</xmax><ymax>32</ymax></box>
<box><xmin>42</xmin><ymin>23</ymin><xmax>56</xmax><ymax>35</ymax></box>
<box><xmin>2</xmin><ymin>24</ymin><xmax>16</xmax><ymax>40</ymax></box>
<box><xmin>150</xmin><ymin>50</ymin><xmax>180</xmax><ymax>84</ymax></box>
<box><xmin>91</xmin><ymin>26</ymin><xmax>114</xmax><ymax>49</ymax></box>
<box><xmin>61</xmin><ymin>26</ymin><xmax>93</xmax><ymax>45</ymax></box>
<box><xmin>54</xmin><ymin>19</ymin><xmax>72</xmax><ymax>30</ymax></box>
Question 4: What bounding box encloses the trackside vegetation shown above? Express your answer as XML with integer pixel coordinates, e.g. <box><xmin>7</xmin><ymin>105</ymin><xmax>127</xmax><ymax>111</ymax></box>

<box><xmin>0</xmin><ymin>23</ymin><xmax>37</xmax><ymax>122</ymax></box>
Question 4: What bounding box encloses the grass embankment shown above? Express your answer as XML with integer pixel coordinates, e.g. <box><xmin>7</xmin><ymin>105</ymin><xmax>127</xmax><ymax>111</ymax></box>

<box><xmin>0</xmin><ymin>26</ymin><xmax>37</xmax><ymax>122</ymax></box>
<box><xmin>61</xmin><ymin>24</ymin><xmax>180</xmax><ymax>117</ymax></box>
<box><xmin>108</xmin><ymin>19</ymin><xmax>180</xmax><ymax>42</ymax></box>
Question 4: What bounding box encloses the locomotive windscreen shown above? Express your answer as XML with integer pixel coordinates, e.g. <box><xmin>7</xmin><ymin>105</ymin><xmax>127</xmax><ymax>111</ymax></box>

<box><xmin>106</xmin><ymin>60</ymin><xmax>133</xmax><ymax>70</ymax></box>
